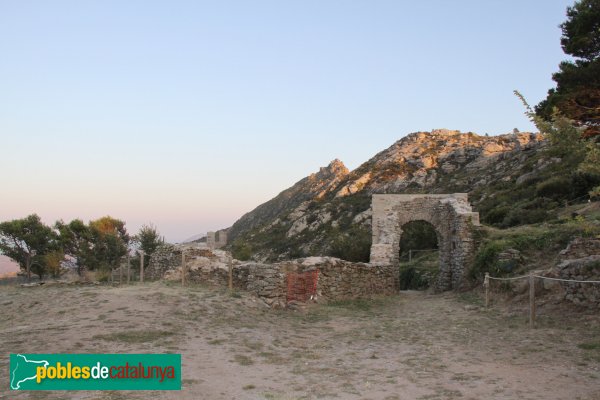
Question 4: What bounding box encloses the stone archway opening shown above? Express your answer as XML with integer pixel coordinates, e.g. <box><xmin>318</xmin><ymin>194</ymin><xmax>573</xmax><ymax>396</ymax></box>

<box><xmin>398</xmin><ymin>220</ymin><xmax>439</xmax><ymax>290</ymax></box>
<box><xmin>370</xmin><ymin>194</ymin><xmax>480</xmax><ymax>291</ymax></box>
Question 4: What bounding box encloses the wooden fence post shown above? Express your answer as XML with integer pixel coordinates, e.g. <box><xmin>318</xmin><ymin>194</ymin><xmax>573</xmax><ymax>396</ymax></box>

<box><xmin>228</xmin><ymin>264</ymin><xmax>233</xmax><ymax>290</ymax></box>
<box><xmin>529</xmin><ymin>272</ymin><xmax>536</xmax><ymax>328</ymax></box>
<box><xmin>127</xmin><ymin>254</ymin><xmax>130</xmax><ymax>284</ymax></box>
<box><xmin>119</xmin><ymin>263</ymin><xmax>123</xmax><ymax>285</ymax></box>
<box><xmin>484</xmin><ymin>272</ymin><xmax>490</xmax><ymax>309</ymax></box>
<box><xmin>181</xmin><ymin>250</ymin><xmax>186</xmax><ymax>287</ymax></box>
<box><xmin>139</xmin><ymin>250</ymin><xmax>145</xmax><ymax>283</ymax></box>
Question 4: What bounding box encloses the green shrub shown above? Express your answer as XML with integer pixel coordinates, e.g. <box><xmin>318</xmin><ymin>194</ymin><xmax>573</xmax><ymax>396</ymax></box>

<box><xmin>329</xmin><ymin>225</ymin><xmax>371</xmax><ymax>262</ymax></box>
<box><xmin>570</xmin><ymin>171</ymin><xmax>600</xmax><ymax>198</ymax></box>
<box><xmin>231</xmin><ymin>241</ymin><xmax>253</xmax><ymax>261</ymax></box>
<box><xmin>484</xmin><ymin>205</ymin><xmax>511</xmax><ymax>226</ymax></box>
<box><xmin>535</xmin><ymin>176</ymin><xmax>572</xmax><ymax>199</ymax></box>
<box><xmin>501</xmin><ymin>208</ymin><xmax>549</xmax><ymax>227</ymax></box>
<box><xmin>399</xmin><ymin>265</ymin><xmax>429</xmax><ymax>290</ymax></box>
<box><xmin>469</xmin><ymin>240</ymin><xmax>511</xmax><ymax>281</ymax></box>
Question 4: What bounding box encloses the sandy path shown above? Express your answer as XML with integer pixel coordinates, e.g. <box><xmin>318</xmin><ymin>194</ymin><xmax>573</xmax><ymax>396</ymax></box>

<box><xmin>0</xmin><ymin>283</ymin><xmax>599</xmax><ymax>399</ymax></box>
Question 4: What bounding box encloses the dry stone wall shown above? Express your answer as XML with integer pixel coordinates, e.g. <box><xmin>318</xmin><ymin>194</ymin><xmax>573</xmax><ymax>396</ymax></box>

<box><xmin>147</xmin><ymin>247</ymin><xmax>397</xmax><ymax>307</ymax></box>
<box><xmin>243</xmin><ymin>257</ymin><xmax>397</xmax><ymax>307</ymax></box>
<box><xmin>556</xmin><ymin>238</ymin><xmax>600</xmax><ymax>308</ymax></box>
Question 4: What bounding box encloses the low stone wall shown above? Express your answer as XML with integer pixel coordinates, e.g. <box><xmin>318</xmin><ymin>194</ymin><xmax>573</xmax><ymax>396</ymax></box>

<box><xmin>148</xmin><ymin>246</ymin><xmax>398</xmax><ymax>307</ymax></box>
<box><xmin>559</xmin><ymin>238</ymin><xmax>600</xmax><ymax>260</ymax></box>
<box><xmin>239</xmin><ymin>258</ymin><xmax>397</xmax><ymax>307</ymax></box>
<box><xmin>145</xmin><ymin>244</ymin><xmax>181</xmax><ymax>281</ymax></box>
<box><xmin>553</xmin><ymin>237</ymin><xmax>600</xmax><ymax>308</ymax></box>
<box><xmin>280</xmin><ymin>257</ymin><xmax>397</xmax><ymax>300</ymax></box>
<box><xmin>557</xmin><ymin>255</ymin><xmax>600</xmax><ymax>308</ymax></box>
<box><xmin>147</xmin><ymin>245</ymin><xmax>238</xmax><ymax>286</ymax></box>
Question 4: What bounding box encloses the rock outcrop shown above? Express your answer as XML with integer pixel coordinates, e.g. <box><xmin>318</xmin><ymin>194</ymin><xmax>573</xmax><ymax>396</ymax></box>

<box><xmin>227</xmin><ymin>159</ymin><xmax>349</xmax><ymax>243</ymax></box>
<box><xmin>227</xmin><ymin>129</ymin><xmax>544</xmax><ymax>262</ymax></box>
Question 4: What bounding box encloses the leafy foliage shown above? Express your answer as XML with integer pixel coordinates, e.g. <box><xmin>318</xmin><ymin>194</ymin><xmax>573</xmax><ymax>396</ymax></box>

<box><xmin>56</xmin><ymin>217</ymin><xmax>130</xmax><ymax>274</ymax></box>
<box><xmin>0</xmin><ymin>214</ymin><xmax>57</xmax><ymax>280</ymax></box>
<box><xmin>536</xmin><ymin>0</ymin><xmax>600</xmax><ymax>137</ymax></box>
<box><xmin>88</xmin><ymin>216</ymin><xmax>129</xmax><ymax>271</ymax></box>
<box><xmin>55</xmin><ymin>219</ymin><xmax>94</xmax><ymax>275</ymax></box>
<box><xmin>329</xmin><ymin>224</ymin><xmax>371</xmax><ymax>262</ymax></box>
<box><xmin>132</xmin><ymin>223</ymin><xmax>163</xmax><ymax>269</ymax></box>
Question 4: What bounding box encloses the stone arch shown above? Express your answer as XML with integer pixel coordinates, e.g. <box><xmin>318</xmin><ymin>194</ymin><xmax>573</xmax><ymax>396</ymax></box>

<box><xmin>369</xmin><ymin>194</ymin><xmax>480</xmax><ymax>291</ymax></box>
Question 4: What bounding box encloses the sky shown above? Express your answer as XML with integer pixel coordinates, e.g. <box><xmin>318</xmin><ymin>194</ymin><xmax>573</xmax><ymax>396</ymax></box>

<box><xmin>0</xmin><ymin>0</ymin><xmax>574</xmax><ymax>242</ymax></box>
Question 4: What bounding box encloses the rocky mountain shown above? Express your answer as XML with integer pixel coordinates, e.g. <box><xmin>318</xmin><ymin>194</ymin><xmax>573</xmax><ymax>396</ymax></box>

<box><xmin>228</xmin><ymin>159</ymin><xmax>349</xmax><ymax>242</ymax></box>
<box><xmin>228</xmin><ymin>129</ymin><xmax>552</xmax><ymax>262</ymax></box>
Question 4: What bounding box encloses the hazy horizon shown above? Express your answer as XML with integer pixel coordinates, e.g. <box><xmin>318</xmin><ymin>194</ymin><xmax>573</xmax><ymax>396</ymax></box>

<box><xmin>1</xmin><ymin>1</ymin><xmax>573</xmax><ymax>241</ymax></box>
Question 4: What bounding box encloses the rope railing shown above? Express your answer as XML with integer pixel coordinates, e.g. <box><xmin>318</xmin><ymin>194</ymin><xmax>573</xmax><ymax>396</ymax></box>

<box><xmin>532</xmin><ymin>275</ymin><xmax>600</xmax><ymax>284</ymax></box>
<box><xmin>487</xmin><ymin>274</ymin><xmax>530</xmax><ymax>281</ymax></box>
<box><xmin>483</xmin><ymin>271</ymin><xmax>600</xmax><ymax>328</ymax></box>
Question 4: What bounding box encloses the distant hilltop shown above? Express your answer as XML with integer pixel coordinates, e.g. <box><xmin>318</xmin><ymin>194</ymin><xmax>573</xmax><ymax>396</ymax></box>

<box><xmin>226</xmin><ymin>129</ymin><xmax>545</xmax><ymax>261</ymax></box>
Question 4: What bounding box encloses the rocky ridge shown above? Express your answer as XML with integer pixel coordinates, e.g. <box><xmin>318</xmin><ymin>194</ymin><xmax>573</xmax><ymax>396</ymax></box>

<box><xmin>228</xmin><ymin>129</ymin><xmax>545</xmax><ymax>262</ymax></box>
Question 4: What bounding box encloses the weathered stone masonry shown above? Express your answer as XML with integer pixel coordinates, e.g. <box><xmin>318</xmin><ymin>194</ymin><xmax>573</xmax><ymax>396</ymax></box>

<box><xmin>147</xmin><ymin>249</ymin><xmax>397</xmax><ymax>307</ymax></box>
<box><xmin>370</xmin><ymin>194</ymin><xmax>480</xmax><ymax>291</ymax></box>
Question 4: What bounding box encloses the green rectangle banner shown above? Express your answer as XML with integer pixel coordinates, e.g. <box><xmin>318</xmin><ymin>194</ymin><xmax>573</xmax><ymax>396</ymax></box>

<box><xmin>10</xmin><ymin>353</ymin><xmax>181</xmax><ymax>390</ymax></box>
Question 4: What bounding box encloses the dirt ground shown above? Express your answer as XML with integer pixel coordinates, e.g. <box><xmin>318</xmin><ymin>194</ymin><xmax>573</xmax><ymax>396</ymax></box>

<box><xmin>1</xmin><ymin>282</ymin><xmax>599</xmax><ymax>400</ymax></box>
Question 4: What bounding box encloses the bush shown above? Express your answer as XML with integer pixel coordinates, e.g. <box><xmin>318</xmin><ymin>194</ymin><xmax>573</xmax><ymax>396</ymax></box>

<box><xmin>501</xmin><ymin>208</ymin><xmax>549</xmax><ymax>227</ymax></box>
<box><xmin>570</xmin><ymin>171</ymin><xmax>600</xmax><ymax>198</ymax></box>
<box><xmin>483</xmin><ymin>205</ymin><xmax>511</xmax><ymax>226</ymax></box>
<box><xmin>329</xmin><ymin>225</ymin><xmax>371</xmax><ymax>262</ymax></box>
<box><xmin>399</xmin><ymin>265</ymin><xmax>429</xmax><ymax>290</ymax></box>
<box><xmin>231</xmin><ymin>241</ymin><xmax>253</xmax><ymax>261</ymax></box>
<box><xmin>469</xmin><ymin>240</ymin><xmax>511</xmax><ymax>281</ymax></box>
<box><xmin>535</xmin><ymin>176</ymin><xmax>572</xmax><ymax>199</ymax></box>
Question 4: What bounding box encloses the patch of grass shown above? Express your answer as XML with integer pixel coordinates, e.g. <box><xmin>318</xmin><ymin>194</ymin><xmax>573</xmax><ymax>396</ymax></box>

<box><xmin>207</xmin><ymin>338</ymin><xmax>226</xmax><ymax>345</ymax></box>
<box><xmin>457</xmin><ymin>292</ymin><xmax>484</xmax><ymax>307</ymax></box>
<box><xmin>233</xmin><ymin>354</ymin><xmax>254</xmax><ymax>366</ymax></box>
<box><xmin>258</xmin><ymin>352</ymin><xmax>286</xmax><ymax>364</ymax></box>
<box><xmin>242</xmin><ymin>384</ymin><xmax>256</xmax><ymax>390</ymax></box>
<box><xmin>243</xmin><ymin>339</ymin><xmax>264</xmax><ymax>351</ymax></box>
<box><xmin>578</xmin><ymin>342</ymin><xmax>600</xmax><ymax>350</ymax></box>
<box><xmin>93</xmin><ymin>330</ymin><xmax>175</xmax><ymax>343</ymax></box>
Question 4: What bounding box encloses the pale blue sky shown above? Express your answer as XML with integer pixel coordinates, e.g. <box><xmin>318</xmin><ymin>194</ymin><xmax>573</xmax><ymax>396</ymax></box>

<box><xmin>0</xmin><ymin>1</ymin><xmax>573</xmax><ymax>241</ymax></box>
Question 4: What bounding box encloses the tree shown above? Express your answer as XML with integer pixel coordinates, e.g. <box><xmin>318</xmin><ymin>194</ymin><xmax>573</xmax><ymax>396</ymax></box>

<box><xmin>88</xmin><ymin>216</ymin><xmax>129</xmax><ymax>271</ymax></box>
<box><xmin>132</xmin><ymin>223</ymin><xmax>163</xmax><ymax>269</ymax></box>
<box><xmin>536</xmin><ymin>0</ymin><xmax>600</xmax><ymax>137</ymax></box>
<box><xmin>43</xmin><ymin>250</ymin><xmax>65</xmax><ymax>278</ymax></box>
<box><xmin>561</xmin><ymin>0</ymin><xmax>600</xmax><ymax>61</ymax></box>
<box><xmin>517</xmin><ymin>90</ymin><xmax>600</xmax><ymax>198</ymax></box>
<box><xmin>0</xmin><ymin>214</ymin><xmax>56</xmax><ymax>280</ymax></box>
<box><xmin>55</xmin><ymin>219</ymin><xmax>93</xmax><ymax>276</ymax></box>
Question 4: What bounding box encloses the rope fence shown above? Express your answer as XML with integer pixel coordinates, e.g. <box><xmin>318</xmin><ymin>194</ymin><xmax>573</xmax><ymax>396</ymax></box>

<box><xmin>483</xmin><ymin>271</ymin><xmax>600</xmax><ymax>327</ymax></box>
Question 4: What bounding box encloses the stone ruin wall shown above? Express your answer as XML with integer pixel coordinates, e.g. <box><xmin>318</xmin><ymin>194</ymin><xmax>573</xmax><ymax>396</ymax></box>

<box><xmin>147</xmin><ymin>247</ymin><xmax>397</xmax><ymax>307</ymax></box>
<box><xmin>206</xmin><ymin>230</ymin><xmax>228</xmax><ymax>250</ymax></box>
<box><xmin>556</xmin><ymin>238</ymin><xmax>600</xmax><ymax>308</ymax></box>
